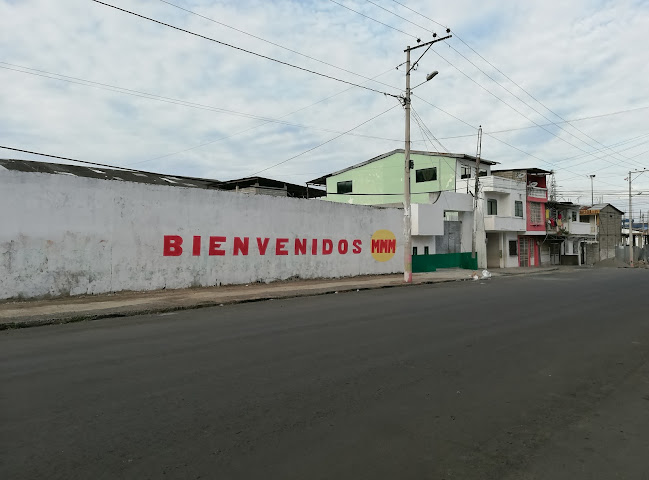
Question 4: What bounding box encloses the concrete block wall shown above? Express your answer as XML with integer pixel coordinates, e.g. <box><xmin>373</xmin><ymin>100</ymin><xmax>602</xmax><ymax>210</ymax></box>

<box><xmin>0</xmin><ymin>171</ymin><xmax>405</xmax><ymax>300</ymax></box>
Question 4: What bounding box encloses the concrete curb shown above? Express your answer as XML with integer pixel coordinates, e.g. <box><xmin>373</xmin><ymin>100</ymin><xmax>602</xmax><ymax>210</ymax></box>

<box><xmin>0</xmin><ymin>268</ymin><xmax>561</xmax><ymax>330</ymax></box>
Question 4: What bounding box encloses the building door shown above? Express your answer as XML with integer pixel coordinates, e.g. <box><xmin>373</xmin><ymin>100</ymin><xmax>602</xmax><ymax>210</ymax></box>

<box><xmin>519</xmin><ymin>237</ymin><xmax>538</xmax><ymax>267</ymax></box>
<box><xmin>486</xmin><ymin>233</ymin><xmax>500</xmax><ymax>268</ymax></box>
<box><xmin>550</xmin><ymin>243</ymin><xmax>561</xmax><ymax>265</ymax></box>
<box><xmin>519</xmin><ymin>237</ymin><xmax>529</xmax><ymax>267</ymax></box>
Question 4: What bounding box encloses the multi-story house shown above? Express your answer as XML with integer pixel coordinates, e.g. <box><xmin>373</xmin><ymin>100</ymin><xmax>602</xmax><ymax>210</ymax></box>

<box><xmin>308</xmin><ymin>149</ymin><xmax>496</xmax><ymax>205</ymax></box>
<box><xmin>579</xmin><ymin>204</ymin><xmax>624</xmax><ymax>263</ymax></box>
<box><xmin>542</xmin><ymin>201</ymin><xmax>595</xmax><ymax>265</ymax></box>
<box><xmin>309</xmin><ymin>149</ymin><xmax>498</xmax><ymax>270</ymax></box>
<box><xmin>490</xmin><ymin>168</ymin><xmax>552</xmax><ymax>267</ymax></box>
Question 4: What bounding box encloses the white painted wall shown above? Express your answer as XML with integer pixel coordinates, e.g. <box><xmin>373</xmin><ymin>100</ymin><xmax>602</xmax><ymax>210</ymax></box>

<box><xmin>502</xmin><ymin>232</ymin><xmax>520</xmax><ymax>268</ymax></box>
<box><xmin>0</xmin><ymin>171</ymin><xmax>404</xmax><ymax>300</ymax></box>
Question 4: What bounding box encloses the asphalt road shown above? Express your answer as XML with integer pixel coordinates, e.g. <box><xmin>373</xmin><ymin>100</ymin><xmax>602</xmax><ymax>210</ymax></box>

<box><xmin>2</xmin><ymin>268</ymin><xmax>648</xmax><ymax>480</ymax></box>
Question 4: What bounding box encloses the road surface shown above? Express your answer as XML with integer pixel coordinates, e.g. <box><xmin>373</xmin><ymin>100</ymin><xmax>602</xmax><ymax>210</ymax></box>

<box><xmin>1</xmin><ymin>268</ymin><xmax>648</xmax><ymax>479</ymax></box>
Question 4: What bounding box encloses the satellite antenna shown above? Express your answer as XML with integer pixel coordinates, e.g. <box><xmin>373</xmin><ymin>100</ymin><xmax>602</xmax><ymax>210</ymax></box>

<box><xmin>529</xmin><ymin>182</ymin><xmax>538</xmax><ymax>187</ymax></box>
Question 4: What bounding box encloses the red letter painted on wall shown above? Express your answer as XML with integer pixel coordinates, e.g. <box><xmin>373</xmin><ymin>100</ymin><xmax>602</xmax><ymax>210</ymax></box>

<box><xmin>276</xmin><ymin>238</ymin><xmax>289</xmax><ymax>255</ymax></box>
<box><xmin>338</xmin><ymin>239</ymin><xmax>349</xmax><ymax>254</ymax></box>
<box><xmin>257</xmin><ymin>237</ymin><xmax>270</xmax><ymax>255</ymax></box>
<box><xmin>295</xmin><ymin>238</ymin><xmax>307</xmax><ymax>255</ymax></box>
<box><xmin>192</xmin><ymin>236</ymin><xmax>201</xmax><ymax>256</ymax></box>
<box><xmin>322</xmin><ymin>239</ymin><xmax>333</xmax><ymax>255</ymax></box>
<box><xmin>352</xmin><ymin>239</ymin><xmax>362</xmax><ymax>254</ymax></box>
<box><xmin>233</xmin><ymin>237</ymin><xmax>249</xmax><ymax>255</ymax></box>
<box><xmin>163</xmin><ymin>235</ymin><xmax>183</xmax><ymax>256</ymax></box>
<box><xmin>311</xmin><ymin>238</ymin><xmax>318</xmax><ymax>255</ymax></box>
<box><xmin>208</xmin><ymin>236</ymin><xmax>226</xmax><ymax>256</ymax></box>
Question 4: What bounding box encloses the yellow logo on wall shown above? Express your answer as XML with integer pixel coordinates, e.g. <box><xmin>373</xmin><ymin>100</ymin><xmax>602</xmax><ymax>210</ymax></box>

<box><xmin>371</xmin><ymin>229</ymin><xmax>397</xmax><ymax>262</ymax></box>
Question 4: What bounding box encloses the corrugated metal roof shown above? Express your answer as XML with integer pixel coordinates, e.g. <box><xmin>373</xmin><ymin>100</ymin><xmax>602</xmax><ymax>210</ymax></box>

<box><xmin>0</xmin><ymin>159</ymin><xmax>221</xmax><ymax>189</ymax></box>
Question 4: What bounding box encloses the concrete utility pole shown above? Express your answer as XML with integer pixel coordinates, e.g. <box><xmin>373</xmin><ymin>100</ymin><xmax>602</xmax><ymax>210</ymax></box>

<box><xmin>404</xmin><ymin>45</ymin><xmax>413</xmax><ymax>283</ymax></box>
<box><xmin>629</xmin><ymin>172</ymin><xmax>633</xmax><ymax>266</ymax></box>
<box><xmin>472</xmin><ymin>126</ymin><xmax>482</xmax><ymax>265</ymax></box>
<box><xmin>402</xmin><ymin>33</ymin><xmax>451</xmax><ymax>283</ymax></box>
<box><xmin>627</xmin><ymin>169</ymin><xmax>649</xmax><ymax>266</ymax></box>
<box><xmin>590</xmin><ymin>174</ymin><xmax>596</xmax><ymax>206</ymax></box>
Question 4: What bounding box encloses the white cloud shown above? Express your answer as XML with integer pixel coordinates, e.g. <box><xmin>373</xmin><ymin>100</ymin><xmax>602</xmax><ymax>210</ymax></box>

<box><xmin>1</xmin><ymin>0</ymin><xmax>648</xmax><ymax>212</ymax></box>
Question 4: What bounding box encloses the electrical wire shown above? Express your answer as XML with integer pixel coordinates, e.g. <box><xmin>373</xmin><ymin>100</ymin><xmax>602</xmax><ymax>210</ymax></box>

<box><xmin>327</xmin><ymin>0</ymin><xmax>419</xmax><ymax>40</ymax></box>
<box><xmin>384</xmin><ymin>0</ymin><xmax>646</xmax><ymax>170</ymax></box>
<box><xmin>157</xmin><ymin>0</ymin><xmax>402</xmax><ymax>94</ymax></box>
<box><xmin>0</xmin><ymin>145</ymin><xmax>156</xmax><ymax>174</ymax></box>
<box><xmin>92</xmin><ymin>0</ymin><xmax>398</xmax><ymax>98</ymax></box>
<box><xmin>250</xmin><ymin>103</ymin><xmax>400</xmax><ymax>176</ymax></box>
<box><xmin>0</xmin><ymin>63</ymin><xmax>419</xmax><ymax>166</ymax></box>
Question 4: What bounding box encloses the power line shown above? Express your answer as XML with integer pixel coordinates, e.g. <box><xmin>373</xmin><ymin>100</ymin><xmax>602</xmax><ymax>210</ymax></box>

<box><xmin>92</xmin><ymin>0</ymin><xmax>398</xmax><ymax>98</ymax></box>
<box><xmin>411</xmin><ymin>106</ymin><xmax>448</xmax><ymax>152</ymax></box>
<box><xmin>433</xmin><ymin>106</ymin><xmax>649</xmax><ymax>141</ymax></box>
<box><xmin>132</xmin><ymin>68</ymin><xmax>419</xmax><ymax>166</ymax></box>
<box><xmin>364</xmin><ymin>0</ymin><xmax>431</xmax><ymax>33</ymax></box>
<box><xmin>157</xmin><ymin>0</ymin><xmax>402</xmax><ymax>94</ymax></box>
<box><xmin>328</xmin><ymin>0</ymin><xmax>419</xmax><ymax>40</ymax></box>
<box><xmin>383</xmin><ymin>0</ymin><xmax>646</xmax><ymax>169</ymax></box>
<box><xmin>412</xmin><ymin>94</ymin><xmax>625</xmax><ymax>189</ymax></box>
<box><xmin>0</xmin><ymin>62</ymin><xmax>415</xmax><ymax>158</ymax></box>
<box><xmin>250</xmin><ymin>103</ymin><xmax>400</xmax><ymax>175</ymax></box>
<box><xmin>0</xmin><ymin>145</ymin><xmax>153</xmax><ymax>174</ymax></box>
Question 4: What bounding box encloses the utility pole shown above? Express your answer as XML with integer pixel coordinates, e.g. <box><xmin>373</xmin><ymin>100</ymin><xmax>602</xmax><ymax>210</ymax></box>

<box><xmin>629</xmin><ymin>172</ymin><xmax>633</xmax><ymax>266</ymax></box>
<box><xmin>472</xmin><ymin>126</ymin><xmax>482</xmax><ymax>265</ymax></box>
<box><xmin>403</xmin><ymin>45</ymin><xmax>413</xmax><ymax>283</ymax></box>
<box><xmin>627</xmin><ymin>169</ymin><xmax>649</xmax><ymax>266</ymax></box>
<box><xmin>402</xmin><ymin>33</ymin><xmax>451</xmax><ymax>283</ymax></box>
<box><xmin>589</xmin><ymin>174</ymin><xmax>595</xmax><ymax>206</ymax></box>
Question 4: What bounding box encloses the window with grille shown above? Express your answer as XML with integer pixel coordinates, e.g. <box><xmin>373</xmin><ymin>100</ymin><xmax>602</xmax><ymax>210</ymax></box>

<box><xmin>515</xmin><ymin>201</ymin><xmax>523</xmax><ymax>217</ymax></box>
<box><xmin>529</xmin><ymin>202</ymin><xmax>542</xmax><ymax>224</ymax></box>
<box><xmin>509</xmin><ymin>240</ymin><xmax>517</xmax><ymax>256</ymax></box>
<box><xmin>460</xmin><ymin>166</ymin><xmax>471</xmax><ymax>179</ymax></box>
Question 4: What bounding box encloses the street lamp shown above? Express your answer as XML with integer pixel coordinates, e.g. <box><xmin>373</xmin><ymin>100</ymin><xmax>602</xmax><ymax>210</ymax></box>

<box><xmin>403</xmin><ymin>59</ymin><xmax>443</xmax><ymax>283</ymax></box>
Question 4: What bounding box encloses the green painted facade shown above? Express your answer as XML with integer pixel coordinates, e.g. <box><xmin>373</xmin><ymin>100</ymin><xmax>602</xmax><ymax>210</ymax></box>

<box><xmin>412</xmin><ymin>252</ymin><xmax>478</xmax><ymax>272</ymax></box>
<box><xmin>324</xmin><ymin>151</ymin><xmax>459</xmax><ymax>205</ymax></box>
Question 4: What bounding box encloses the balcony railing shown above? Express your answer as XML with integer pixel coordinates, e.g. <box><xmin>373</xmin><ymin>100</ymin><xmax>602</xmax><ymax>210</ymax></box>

<box><xmin>527</xmin><ymin>186</ymin><xmax>547</xmax><ymax>199</ymax></box>
<box><xmin>484</xmin><ymin>215</ymin><xmax>526</xmax><ymax>232</ymax></box>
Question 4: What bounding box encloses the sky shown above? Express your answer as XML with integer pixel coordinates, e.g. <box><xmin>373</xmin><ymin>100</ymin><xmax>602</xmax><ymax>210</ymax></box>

<box><xmin>1</xmin><ymin>0</ymin><xmax>649</xmax><ymax>216</ymax></box>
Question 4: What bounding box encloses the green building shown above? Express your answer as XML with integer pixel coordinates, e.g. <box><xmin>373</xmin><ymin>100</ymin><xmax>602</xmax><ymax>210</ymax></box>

<box><xmin>308</xmin><ymin>149</ymin><xmax>497</xmax><ymax>205</ymax></box>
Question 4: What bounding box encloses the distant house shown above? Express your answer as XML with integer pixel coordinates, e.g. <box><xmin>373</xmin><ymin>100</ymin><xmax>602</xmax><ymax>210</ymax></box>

<box><xmin>490</xmin><ymin>168</ymin><xmax>552</xmax><ymax>267</ymax></box>
<box><xmin>542</xmin><ymin>201</ymin><xmax>595</xmax><ymax>266</ymax></box>
<box><xmin>579</xmin><ymin>204</ymin><xmax>624</xmax><ymax>263</ymax></box>
<box><xmin>218</xmin><ymin>176</ymin><xmax>325</xmax><ymax>199</ymax></box>
<box><xmin>308</xmin><ymin>149</ymin><xmax>498</xmax><ymax>205</ymax></box>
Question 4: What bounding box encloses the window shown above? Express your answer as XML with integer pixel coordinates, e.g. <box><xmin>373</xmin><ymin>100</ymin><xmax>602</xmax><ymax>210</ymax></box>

<box><xmin>487</xmin><ymin>199</ymin><xmax>498</xmax><ymax>215</ymax></box>
<box><xmin>460</xmin><ymin>166</ymin><xmax>471</xmax><ymax>179</ymax></box>
<box><xmin>415</xmin><ymin>167</ymin><xmax>437</xmax><ymax>183</ymax></box>
<box><xmin>444</xmin><ymin>211</ymin><xmax>459</xmax><ymax>221</ymax></box>
<box><xmin>509</xmin><ymin>240</ymin><xmax>517</xmax><ymax>256</ymax></box>
<box><xmin>336</xmin><ymin>180</ymin><xmax>352</xmax><ymax>194</ymax></box>
<box><xmin>412</xmin><ymin>246</ymin><xmax>418</xmax><ymax>256</ymax></box>
<box><xmin>571</xmin><ymin>211</ymin><xmax>577</xmax><ymax>221</ymax></box>
<box><xmin>529</xmin><ymin>202</ymin><xmax>542</xmax><ymax>224</ymax></box>
<box><xmin>479</xmin><ymin>169</ymin><xmax>488</xmax><ymax>177</ymax></box>
<box><xmin>515</xmin><ymin>201</ymin><xmax>523</xmax><ymax>217</ymax></box>
<box><xmin>424</xmin><ymin>246</ymin><xmax>429</xmax><ymax>255</ymax></box>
